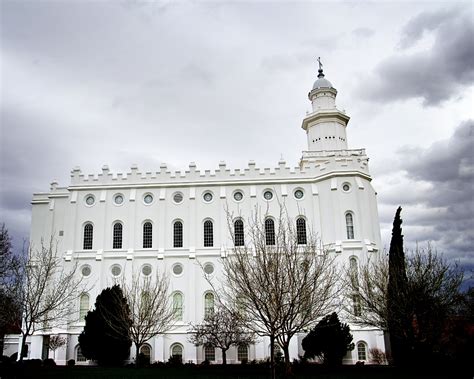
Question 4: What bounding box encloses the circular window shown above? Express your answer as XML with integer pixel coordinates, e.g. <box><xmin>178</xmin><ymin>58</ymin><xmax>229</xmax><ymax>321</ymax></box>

<box><xmin>81</xmin><ymin>265</ymin><xmax>91</xmax><ymax>277</ymax></box>
<box><xmin>114</xmin><ymin>194</ymin><xmax>124</xmax><ymax>205</ymax></box>
<box><xmin>203</xmin><ymin>263</ymin><xmax>214</xmax><ymax>275</ymax></box>
<box><xmin>111</xmin><ymin>265</ymin><xmax>122</xmax><ymax>277</ymax></box>
<box><xmin>143</xmin><ymin>194</ymin><xmax>154</xmax><ymax>205</ymax></box>
<box><xmin>233</xmin><ymin>191</ymin><xmax>243</xmax><ymax>202</ymax></box>
<box><xmin>85</xmin><ymin>195</ymin><xmax>95</xmax><ymax>206</ymax></box>
<box><xmin>203</xmin><ymin>192</ymin><xmax>213</xmax><ymax>203</ymax></box>
<box><xmin>294</xmin><ymin>189</ymin><xmax>304</xmax><ymax>200</ymax></box>
<box><xmin>263</xmin><ymin>190</ymin><xmax>273</xmax><ymax>201</ymax></box>
<box><xmin>173</xmin><ymin>192</ymin><xmax>184</xmax><ymax>204</ymax></box>
<box><xmin>172</xmin><ymin>263</ymin><xmax>183</xmax><ymax>276</ymax></box>
<box><xmin>141</xmin><ymin>264</ymin><xmax>152</xmax><ymax>276</ymax></box>
<box><xmin>342</xmin><ymin>183</ymin><xmax>351</xmax><ymax>192</ymax></box>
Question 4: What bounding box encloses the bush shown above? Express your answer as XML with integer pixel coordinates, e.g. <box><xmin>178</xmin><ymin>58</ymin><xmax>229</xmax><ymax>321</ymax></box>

<box><xmin>167</xmin><ymin>355</ymin><xmax>182</xmax><ymax>366</ymax></box>
<box><xmin>240</xmin><ymin>358</ymin><xmax>248</xmax><ymax>364</ymax></box>
<box><xmin>369</xmin><ymin>348</ymin><xmax>387</xmax><ymax>365</ymax></box>
<box><xmin>67</xmin><ymin>359</ymin><xmax>75</xmax><ymax>366</ymax></box>
<box><xmin>43</xmin><ymin>358</ymin><xmax>56</xmax><ymax>367</ymax></box>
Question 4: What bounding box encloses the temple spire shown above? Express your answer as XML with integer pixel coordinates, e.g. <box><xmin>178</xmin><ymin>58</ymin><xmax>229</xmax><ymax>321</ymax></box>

<box><xmin>317</xmin><ymin>57</ymin><xmax>324</xmax><ymax>78</ymax></box>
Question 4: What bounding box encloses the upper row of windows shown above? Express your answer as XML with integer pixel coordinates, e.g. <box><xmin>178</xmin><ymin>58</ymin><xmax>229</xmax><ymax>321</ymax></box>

<box><xmin>82</xmin><ymin>184</ymin><xmax>353</xmax><ymax>207</ymax></box>
<box><xmin>82</xmin><ymin>213</ymin><xmax>356</xmax><ymax>250</ymax></box>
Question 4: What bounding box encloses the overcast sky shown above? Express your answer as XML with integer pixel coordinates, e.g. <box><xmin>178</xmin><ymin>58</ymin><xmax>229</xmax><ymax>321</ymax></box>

<box><xmin>1</xmin><ymin>0</ymin><xmax>473</xmax><ymax>286</ymax></box>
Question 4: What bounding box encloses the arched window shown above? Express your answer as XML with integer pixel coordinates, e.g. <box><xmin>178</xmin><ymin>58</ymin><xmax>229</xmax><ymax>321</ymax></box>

<box><xmin>83</xmin><ymin>223</ymin><xmax>93</xmax><ymax>250</ymax></box>
<box><xmin>76</xmin><ymin>345</ymin><xmax>86</xmax><ymax>362</ymax></box>
<box><xmin>265</xmin><ymin>218</ymin><xmax>275</xmax><ymax>246</ymax></box>
<box><xmin>172</xmin><ymin>292</ymin><xmax>183</xmax><ymax>320</ymax></box>
<box><xmin>345</xmin><ymin>213</ymin><xmax>354</xmax><ymax>239</ymax></box>
<box><xmin>143</xmin><ymin>222</ymin><xmax>153</xmax><ymax>249</ymax></box>
<box><xmin>204</xmin><ymin>345</ymin><xmax>215</xmax><ymax>361</ymax></box>
<box><xmin>79</xmin><ymin>293</ymin><xmax>89</xmax><ymax>321</ymax></box>
<box><xmin>237</xmin><ymin>345</ymin><xmax>248</xmax><ymax>362</ymax></box>
<box><xmin>357</xmin><ymin>342</ymin><xmax>367</xmax><ymax>361</ymax></box>
<box><xmin>171</xmin><ymin>343</ymin><xmax>183</xmax><ymax>362</ymax></box>
<box><xmin>113</xmin><ymin>222</ymin><xmax>123</xmax><ymax>249</ymax></box>
<box><xmin>203</xmin><ymin>220</ymin><xmax>213</xmax><ymax>247</ymax></box>
<box><xmin>140</xmin><ymin>344</ymin><xmax>151</xmax><ymax>364</ymax></box>
<box><xmin>296</xmin><ymin>217</ymin><xmax>307</xmax><ymax>245</ymax></box>
<box><xmin>234</xmin><ymin>219</ymin><xmax>245</xmax><ymax>247</ymax></box>
<box><xmin>173</xmin><ymin>221</ymin><xmax>183</xmax><ymax>248</ymax></box>
<box><xmin>350</xmin><ymin>257</ymin><xmax>359</xmax><ymax>288</ymax></box>
<box><xmin>204</xmin><ymin>292</ymin><xmax>215</xmax><ymax>319</ymax></box>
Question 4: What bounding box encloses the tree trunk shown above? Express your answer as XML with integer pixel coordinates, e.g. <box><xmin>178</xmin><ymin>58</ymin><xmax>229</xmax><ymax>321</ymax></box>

<box><xmin>221</xmin><ymin>348</ymin><xmax>227</xmax><ymax>365</ymax></box>
<box><xmin>19</xmin><ymin>333</ymin><xmax>28</xmax><ymax>361</ymax></box>
<box><xmin>135</xmin><ymin>343</ymin><xmax>141</xmax><ymax>368</ymax></box>
<box><xmin>282</xmin><ymin>343</ymin><xmax>292</xmax><ymax>376</ymax></box>
<box><xmin>270</xmin><ymin>335</ymin><xmax>276</xmax><ymax>379</ymax></box>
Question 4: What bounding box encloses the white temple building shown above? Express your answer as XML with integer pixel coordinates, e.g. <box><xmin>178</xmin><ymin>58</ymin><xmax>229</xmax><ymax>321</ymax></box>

<box><xmin>11</xmin><ymin>65</ymin><xmax>386</xmax><ymax>364</ymax></box>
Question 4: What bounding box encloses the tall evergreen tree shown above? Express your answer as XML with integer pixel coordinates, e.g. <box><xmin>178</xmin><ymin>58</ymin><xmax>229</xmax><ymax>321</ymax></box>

<box><xmin>79</xmin><ymin>285</ymin><xmax>132</xmax><ymax>366</ymax></box>
<box><xmin>302</xmin><ymin>312</ymin><xmax>354</xmax><ymax>366</ymax></box>
<box><xmin>387</xmin><ymin>206</ymin><xmax>410</xmax><ymax>365</ymax></box>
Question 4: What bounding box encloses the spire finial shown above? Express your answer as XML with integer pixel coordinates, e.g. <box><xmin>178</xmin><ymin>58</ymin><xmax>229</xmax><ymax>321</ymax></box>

<box><xmin>317</xmin><ymin>57</ymin><xmax>324</xmax><ymax>78</ymax></box>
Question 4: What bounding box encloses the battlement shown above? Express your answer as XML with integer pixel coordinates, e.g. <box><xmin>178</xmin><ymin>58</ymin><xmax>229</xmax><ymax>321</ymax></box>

<box><xmin>69</xmin><ymin>149</ymin><xmax>370</xmax><ymax>187</ymax></box>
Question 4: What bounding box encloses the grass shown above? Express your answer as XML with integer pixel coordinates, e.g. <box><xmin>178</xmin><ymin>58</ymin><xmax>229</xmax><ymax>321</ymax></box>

<box><xmin>1</xmin><ymin>363</ymin><xmax>471</xmax><ymax>379</ymax></box>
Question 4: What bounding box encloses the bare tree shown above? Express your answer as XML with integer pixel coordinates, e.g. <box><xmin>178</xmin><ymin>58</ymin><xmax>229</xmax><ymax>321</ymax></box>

<box><xmin>47</xmin><ymin>335</ymin><xmax>66</xmax><ymax>361</ymax></box>
<box><xmin>106</xmin><ymin>273</ymin><xmax>175</xmax><ymax>366</ymax></box>
<box><xmin>211</xmin><ymin>205</ymin><xmax>340</xmax><ymax>377</ymax></box>
<box><xmin>16</xmin><ymin>236</ymin><xmax>84</xmax><ymax>360</ymax></box>
<box><xmin>0</xmin><ymin>224</ymin><xmax>22</xmax><ymax>352</ymax></box>
<box><xmin>344</xmin><ymin>244</ymin><xmax>463</xmax><ymax>362</ymax></box>
<box><xmin>189</xmin><ymin>304</ymin><xmax>255</xmax><ymax>364</ymax></box>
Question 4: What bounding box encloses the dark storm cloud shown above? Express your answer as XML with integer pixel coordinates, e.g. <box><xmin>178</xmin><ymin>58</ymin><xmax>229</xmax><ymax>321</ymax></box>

<box><xmin>361</xmin><ymin>6</ymin><xmax>474</xmax><ymax>106</ymax></box>
<box><xmin>377</xmin><ymin>121</ymin><xmax>473</xmax><ymax>268</ymax></box>
<box><xmin>403</xmin><ymin>121</ymin><xmax>473</xmax><ymax>253</ymax></box>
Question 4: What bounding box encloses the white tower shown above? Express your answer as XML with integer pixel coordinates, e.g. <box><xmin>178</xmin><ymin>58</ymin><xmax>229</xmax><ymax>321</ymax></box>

<box><xmin>301</xmin><ymin>59</ymin><xmax>350</xmax><ymax>153</ymax></box>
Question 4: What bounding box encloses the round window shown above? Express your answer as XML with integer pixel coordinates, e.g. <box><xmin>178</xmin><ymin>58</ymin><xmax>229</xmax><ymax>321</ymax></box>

<box><xmin>173</xmin><ymin>192</ymin><xmax>184</xmax><ymax>204</ymax></box>
<box><xmin>294</xmin><ymin>189</ymin><xmax>304</xmax><ymax>200</ymax></box>
<box><xmin>342</xmin><ymin>183</ymin><xmax>351</xmax><ymax>192</ymax></box>
<box><xmin>203</xmin><ymin>263</ymin><xmax>214</xmax><ymax>275</ymax></box>
<box><xmin>172</xmin><ymin>263</ymin><xmax>183</xmax><ymax>276</ymax></box>
<box><xmin>81</xmin><ymin>265</ymin><xmax>91</xmax><ymax>277</ymax></box>
<box><xmin>144</xmin><ymin>194</ymin><xmax>153</xmax><ymax>204</ymax></box>
<box><xmin>263</xmin><ymin>190</ymin><xmax>273</xmax><ymax>201</ymax></box>
<box><xmin>203</xmin><ymin>192</ymin><xmax>213</xmax><ymax>202</ymax></box>
<box><xmin>85</xmin><ymin>195</ymin><xmax>95</xmax><ymax>206</ymax></box>
<box><xmin>233</xmin><ymin>191</ymin><xmax>243</xmax><ymax>202</ymax></box>
<box><xmin>141</xmin><ymin>265</ymin><xmax>152</xmax><ymax>276</ymax></box>
<box><xmin>111</xmin><ymin>265</ymin><xmax>122</xmax><ymax>277</ymax></box>
<box><xmin>114</xmin><ymin>194</ymin><xmax>124</xmax><ymax>205</ymax></box>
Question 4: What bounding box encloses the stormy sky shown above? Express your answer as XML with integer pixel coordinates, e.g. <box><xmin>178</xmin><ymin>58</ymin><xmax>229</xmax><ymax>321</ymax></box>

<box><xmin>1</xmin><ymin>1</ymin><xmax>473</xmax><ymax>286</ymax></box>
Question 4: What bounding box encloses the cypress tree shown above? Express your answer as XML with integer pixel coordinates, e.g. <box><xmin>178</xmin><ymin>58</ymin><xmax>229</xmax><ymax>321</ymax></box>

<box><xmin>79</xmin><ymin>285</ymin><xmax>132</xmax><ymax>366</ymax></box>
<box><xmin>387</xmin><ymin>206</ymin><xmax>410</xmax><ymax>365</ymax></box>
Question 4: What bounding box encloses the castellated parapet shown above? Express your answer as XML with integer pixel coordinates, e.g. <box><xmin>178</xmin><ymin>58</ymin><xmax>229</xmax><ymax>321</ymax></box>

<box><xmin>65</xmin><ymin>149</ymin><xmax>369</xmax><ymax>189</ymax></box>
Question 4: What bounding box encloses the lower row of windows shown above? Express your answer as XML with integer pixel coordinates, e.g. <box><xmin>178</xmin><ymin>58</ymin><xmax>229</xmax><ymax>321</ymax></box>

<box><xmin>76</xmin><ymin>341</ymin><xmax>369</xmax><ymax>362</ymax></box>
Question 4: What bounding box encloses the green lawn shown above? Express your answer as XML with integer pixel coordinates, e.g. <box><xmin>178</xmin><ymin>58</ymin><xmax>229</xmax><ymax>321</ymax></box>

<box><xmin>1</xmin><ymin>364</ymin><xmax>471</xmax><ymax>379</ymax></box>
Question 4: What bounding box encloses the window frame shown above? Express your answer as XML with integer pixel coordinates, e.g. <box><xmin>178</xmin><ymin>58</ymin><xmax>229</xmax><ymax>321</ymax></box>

<box><xmin>345</xmin><ymin>212</ymin><xmax>355</xmax><ymax>240</ymax></box>
<box><xmin>172</xmin><ymin>292</ymin><xmax>184</xmax><ymax>321</ymax></box>
<box><xmin>265</xmin><ymin>218</ymin><xmax>276</xmax><ymax>246</ymax></box>
<box><xmin>234</xmin><ymin>219</ymin><xmax>245</xmax><ymax>247</ymax></box>
<box><xmin>113</xmin><ymin>221</ymin><xmax>123</xmax><ymax>249</ymax></box>
<box><xmin>203</xmin><ymin>219</ymin><xmax>214</xmax><ymax>247</ymax></box>
<box><xmin>296</xmin><ymin>217</ymin><xmax>307</xmax><ymax>245</ymax></box>
<box><xmin>83</xmin><ymin>223</ymin><xmax>93</xmax><ymax>250</ymax></box>
<box><xmin>142</xmin><ymin>221</ymin><xmax>153</xmax><ymax>249</ymax></box>
<box><xmin>173</xmin><ymin>220</ymin><xmax>183</xmax><ymax>248</ymax></box>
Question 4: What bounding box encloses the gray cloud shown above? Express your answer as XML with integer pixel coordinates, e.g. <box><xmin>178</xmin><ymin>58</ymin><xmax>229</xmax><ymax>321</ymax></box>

<box><xmin>377</xmin><ymin>121</ymin><xmax>473</xmax><ymax>273</ymax></box>
<box><xmin>352</xmin><ymin>27</ymin><xmax>375</xmax><ymax>38</ymax></box>
<box><xmin>361</xmin><ymin>6</ymin><xmax>474</xmax><ymax>105</ymax></box>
